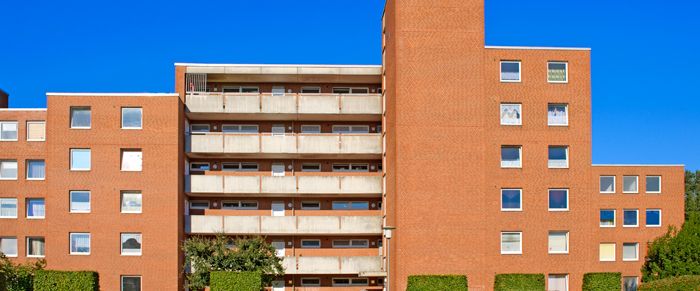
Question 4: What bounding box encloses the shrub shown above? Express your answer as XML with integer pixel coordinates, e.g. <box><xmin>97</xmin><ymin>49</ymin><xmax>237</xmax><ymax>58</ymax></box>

<box><xmin>639</xmin><ymin>275</ymin><xmax>700</xmax><ymax>290</ymax></box>
<box><xmin>0</xmin><ymin>254</ymin><xmax>45</xmax><ymax>291</ymax></box>
<box><xmin>582</xmin><ymin>273</ymin><xmax>621</xmax><ymax>291</ymax></box>
<box><xmin>406</xmin><ymin>275</ymin><xmax>468</xmax><ymax>291</ymax></box>
<box><xmin>494</xmin><ymin>274</ymin><xmax>545</xmax><ymax>291</ymax></box>
<box><xmin>209</xmin><ymin>271</ymin><xmax>261</xmax><ymax>291</ymax></box>
<box><xmin>643</xmin><ymin>213</ymin><xmax>700</xmax><ymax>281</ymax></box>
<box><xmin>33</xmin><ymin>270</ymin><xmax>98</xmax><ymax>291</ymax></box>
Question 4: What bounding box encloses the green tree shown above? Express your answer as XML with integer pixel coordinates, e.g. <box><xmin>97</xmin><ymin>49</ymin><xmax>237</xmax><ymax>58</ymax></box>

<box><xmin>0</xmin><ymin>254</ymin><xmax>46</xmax><ymax>291</ymax></box>
<box><xmin>182</xmin><ymin>235</ymin><xmax>283</xmax><ymax>290</ymax></box>
<box><xmin>642</xmin><ymin>213</ymin><xmax>700</xmax><ymax>282</ymax></box>
<box><xmin>687</xmin><ymin>170</ymin><xmax>700</xmax><ymax>219</ymax></box>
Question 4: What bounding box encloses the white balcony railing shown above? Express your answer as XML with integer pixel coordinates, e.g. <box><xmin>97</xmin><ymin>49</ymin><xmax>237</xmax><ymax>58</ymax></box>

<box><xmin>185</xmin><ymin>93</ymin><xmax>382</xmax><ymax>115</ymax></box>
<box><xmin>186</xmin><ymin>215</ymin><xmax>382</xmax><ymax>235</ymax></box>
<box><xmin>282</xmin><ymin>256</ymin><xmax>383</xmax><ymax>275</ymax></box>
<box><xmin>186</xmin><ymin>175</ymin><xmax>382</xmax><ymax>195</ymax></box>
<box><xmin>186</xmin><ymin>133</ymin><xmax>382</xmax><ymax>155</ymax></box>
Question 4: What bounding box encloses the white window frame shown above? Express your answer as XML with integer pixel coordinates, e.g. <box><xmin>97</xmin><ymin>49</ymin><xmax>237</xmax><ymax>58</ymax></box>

<box><xmin>301</xmin><ymin>163</ymin><xmax>322</xmax><ymax>172</ymax></box>
<box><xmin>599</xmin><ymin>176</ymin><xmax>616</xmax><ymax>193</ymax></box>
<box><xmin>501</xmin><ymin>189</ymin><xmax>522</xmax><ymax>212</ymax></box>
<box><xmin>0</xmin><ymin>121</ymin><xmax>19</xmax><ymax>141</ymax></box>
<box><xmin>120</xmin><ymin>233</ymin><xmax>142</xmax><ymax>256</ymax></box>
<box><xmin>547</xmin><ymin>61</ymin><xmax>569</xmax><ymax>83</ymax></box>
<box><xmin>221</xmin><ymin>200</ymin><xmax>258</xmax><ymax>210</ymax></box>
<box><xmin>69</xmin><ymin>191</ymin><xmax>91</xmax><ymax>213</ymax></box>
<box><xmin>332</xmin><ymin>87</ymin><xmax>370</xmax><ymax>94</ymax></box>
<box><xmin>547</xmin><ymin>104</ymin><xmax>569</xmax><ymax>126</ymax></box>
<box><xmin>500</xmin><ymin>231</ymin><xmax>522</xmax><ymax>255</ymax></box>
<box><xmin>623</xmin><ymin>176</ymin><xmax>639</xmax><ymax>194</ymax></box>
<box><xmin>300</xmin><ymin>277</ymin><xmax>321</xmax><ymax>287</ymax></box>
<box><xmin>300</xmin><ymin>239</ymin><xmax>321</xmax><ymax>249</ymax></box>
<box><xmin>189</xmin><ymin>200</ymin><xmax>210</xmax><ymax>210</ymax></box>
<box><xmin>548</xmin><ymin>274</ymin><xmax>569</xmax><ymax>291</ymax></box>
<box><xmin>548</xmin><ymin>231</ymin><xmax>569</xmax><ymax>254</ymax></box>
<box><xmin>26</xmin><ymin>160</ymin><xmax>46</xmax><ymax>180</ymax></box>
<box><xmin>645</xmin><ymin>176</ymin><xmax>661</xmax><ymax>193</ymax></box>
<box><xmin>332</xmin><ymin>278</ymin><xmax>369</xmax><ymax>286</ymax></box>
<box><xmin>121</xmin><ymin>191</ymin><xmax>142</xmax><ymax>214</ymax></box>
<box><xmin>69</xmin><ymin>232</ymin><xmax>91</xmax><ymax>255</ymax></box>
<box><xmin>26</xmin><ymin>237</ymin><xmax>45</xmax><ymax>258</ymax></box>
<box><xmin>26</xmin><ymin>198</ymin><xmax>45</xmax><ymax>219</ymax></box>
<box><xmin>332</xmin><ymin>163</ymin><xmax>369</xmax><ymax>172</ymax></box>
<box><xmin>0</xmin><ymin>198</ymin><xmax>18</xmax><ymax>218</ymax></box>
<box><xmin>121</xmin><ymin>276</ymin><xmax>142</xmax><ymax>291</ymax></box>
<box><xmin>26</xmin><ymin>121</ymin><xmax>46</xmax><ymax>141</ymax></box>
<box><xmin>0</xmin><ymin>160</ymin><xmax>18</xmax><ymax>180</ymax></box>
<box><xmin>222</xmin><ymin>124</ymin><xmax>259</xmax><ymax>134</ymax></box>
<box><xmin>645</xmin><ymin>209</ymin><xmax>662</xmax><ymax>227</ymax></box>
<box><xmin>0</xmin><ymin>237</ymin><xmax>18</xmax><ymax>257</ymax></box>
<box><xmin>500</xmin><ymin>61</ymin><xmax>522</xmax><ymax>83</ymax></box>
<box><xmin>500</xmin><ymin>103</ymin><xmax>522</xmax><ymax>126</ymax></box>
<box><xmin>121</xmin><ymin>107</ymin><xmax>143</xmax><ymax>130</ymax></box>
<box><xmin>70</xmin><ymin>149</ymin><xmax>91</xmax><ymax>171</ymax></box>
<box><xmin>623</xmin><ymin>209</ymin><xmax>639</xmax><ymax>227</ymax></box>
<box><xmin>600</xmin><ymin>209</ymin><xmax>616</xmax><ymax>228</ymax></box>
<box><xmin>622</xmin><ymin>242</ymin><xmax>639</xmax><ymax>261</ymax></box>
<box><xmin>548</xmin><ymin>146</ymin><xmax>569</xmax><ymax>169</ymax></box>
<box><xmin>331</xmin><ymin>125</ymin><xmax>370</xmax><ymax>134</ymax></box>
<box><xmin>69</xmin><ymin>107</ymin><xmax>91</xmax><ymax>129</ymax></box>
<box><xmin>332</xmin><ymin>239</ymin><xmax>369</xmax><ymax>248</ymax></box>
<box><xmin>300</xmin><ymin>87</ymin><xmax>321</xmax><ymax>94</ymax></box>
<box><xmin>221</xmin><ymin>162</ymin><xmax>258</xmax><ymax>172</ymax></box>
<box><xmin>599</xmin><ymin>243</ymin><xmax>616</xmax><ymax>262</ymax></box>
<box><xmin>500</xmin><ymin>146</ymin><xmax>522</xmax><ymax>168</ymax></box>
<box><xmin>548</xmin><ymin>189</ymin><xmax>569</xmax><ymax>211</ymax></box>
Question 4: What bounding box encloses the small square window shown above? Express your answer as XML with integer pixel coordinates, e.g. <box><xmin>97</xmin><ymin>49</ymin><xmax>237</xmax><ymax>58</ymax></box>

<box><xmin>623</xmin><ymin>277</ymin><xmax>638</xmax><ymax>291</ymax></box>
<box><xmin>646</xmin><ymin>176</ymin><xmax>661</xmax><ymax>193</ymax></box>
<box><xmin>70</xmin><ymin>107</ymin><xmax>91</xmax><ymax>129</ymax></box>
<box><xmin>0</xmin><ymin>160</ymin><xmax>18</xmax><ymax>180</ymax></box>
<box><xmin>548</xmin><ymin>104</ymin><xmax>568</xmax><ymax>126</ymax></box>
<box><xmin>548</xmin><ymin>274</ymin><xmax>569</xmax><ymax>291</ymax></box>
<box><xmin>121</xmin><ymin>191</ymin><xmax>142</xmax><ymax>214</ymax></box>
<box><xmin>121</xmin><ymin>233</ymin><xmax>142</xmax><ymax>256</ymax></box>
<box><xmin>0</xmin><ymin>121</ymin><xmax>18</xmax><ymax>141</ymax></box>
<box><xmin>548</xmin><ymin>146</ymin><xmax>569</xmax><ymax>168</ymax></box>
<box><xmin>623</xmin><ymin>176</ymin><xmax>639</xmax><ymax>193</ymax></box>
<box><xmin>300</xmin><ymin>240</ymin><xmax>321</xmax><ymax>248</ymax></box>
<box><xmin>500</xmin><ymin>61</ymin><xmax>521</xmax><ymax>82</ymax></box>
<box><xmin>26</xmin><ymin>237</ymin><xmax>45</xmax><ymax>257</ymax></box>
<box><xmin>70</xmin><ymin>232</ymin><xmax>91</xmax><ymax>255</ymax></box>
<box><xmin>27</xmin><ymin>160</ymin><xmax>46</xmax><ymax>180</ymax></box>
<box><xmin>500</xmin><ymin>104</ymin><xmax>522</xmax><ymax>125</ymax></box>
<box><xmin>600</xmin><ymin>209</ymin><xmax>615</xmax><ymax>227</ymax></box>
<box><xmin>548</xmin><ymin>189</ymin><xmax>569</xmax><ymax>211</ymax></box>
<box><xmin>623</xmin><ymin>209</ymin><xmax>639</xmax><ymax>227</ymax></box>
<box><xmin>501</xmin><ymin>146</ymin><xmax>522</xmax><ymax>168</ymax></box>
<box><xmin>70</xmin><ymin>149</ymin><xmax>91</xmax><ymax>171</ymax></box>
<box><xmin>622</xmin><ymin>243</ymin><xmax>639</xmax><ymax>261</ymax></box>
<box><xmin>548</xmin><ymin>62</ymin><xmax>568</xmax><ymax>83</ymax></box>
<box><xmin>26</xmin><ymin>198</ymin><xmax>45</xmax><ymax>219</ymax></box>
<box><xmin>70</xmin><ymin>191</ymin><xmax>91</xmax><ymax>213</ymax></box>
<box><xmin>646</xmin><ymin>209</ymin><xmax>661</xmax><ymax>227</ymax></box>
<box><xmin>599</xmin><ymin>243</ymin><xmax>616</xmax><ymax>262</ymax></box>
<box><xmin>26</xmin><ymin>121</ymin><xmax>46</xmax><ymax>141</ymax></box>
<box><xmin>0</xmin><ymin>237</ymin><xmax>18</xmax><ymax>257</ymax></box>
<box><xmin>121</xmin><ymin>276</ymin><xmax>142</xmax><ymax>291</ymax></box>
<box><xmin>599</xmin><ymin>176</ymin><xmax>615</xmax><ymax>193</ymax></box>
<box><xmin>121</xmin><ymin>149</ymin><xmax>143</xmax><ymax>172</ymax></box>
<box><xmin>501</xmin><ymin>189</ymin><xmax>522</xmax><ymax>211</ymax></box>
<box><xmin>548</xmin><ymin>231</ymin><xmax>569</xmax><ymax>254</ymax></box>
<box><xmin>122</xmin><ymin>107</ymin><xmax>143</xmax><ymax>129</ymax></box>
<box><xmin>500</xmin><ymin>232</ymin><xmax>522</xmax><ymax>254</ymax></box>
<box><xmin>0</xmin><ymin>198</ymin><xmax>18</xmax><ymax>218</ymax></box>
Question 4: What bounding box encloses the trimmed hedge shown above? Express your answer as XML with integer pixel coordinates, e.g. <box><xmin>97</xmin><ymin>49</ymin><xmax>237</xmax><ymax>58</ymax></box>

<box><xmin>494</xmin><ymin>274</ymin><xmax>545</xmax><ymax>291</ymax></box>
<box><xmin>582</xmin><ymin>272</ymin><xmax>621</xmax><ymax>291</ymax></box>
<box><xmin>406</xmin><ymin>275</ymin><xmax>468</xmax><ymax>291</ymax></box>
<box><xmin>209</xmin><ymin>271</ymin><xmax>261</xmax><ymax>291</ymax></box>
<box><xmin>33</xmin><ymin>270</ymin><xmax>98</xmax><ymax>291</ymax></box>
<box><xmin>639</xmin><ymin>275</ymin><xmax>700</xmax><ymax>290</ymax></box>
<box><xmin>1</xmin><ymin>272</ymin><xmax>5</xmax><ymax>291</ymax></box>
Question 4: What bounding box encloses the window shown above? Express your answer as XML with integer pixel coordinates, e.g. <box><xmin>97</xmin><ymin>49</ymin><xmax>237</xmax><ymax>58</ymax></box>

<box><xmin>0</xmin><ymin>237</ymin><xmax>18</xmax><ymax>257</ymax></box>
<box><xmin>70</xmin><ymin>191</ymin><xmax>91</xmax><ymax>213</ymax></box>
<box><xmin>548</xmin><ymin>104</ymin><xmax>568</xmax><ymax>126</ymax></box>
<box><xmin>548</xmin><ymin>231</ymin><xmax>569</xmax><ymax>254</ymax></box>
<box><xmin>26</xmin><ymin>160</ymin><xmax>46</xmax><ymax>180</ymax></box>
<box><xmin>301</xmin><ymin>125</ymin><xmax>321</xmax><ymax>133</ymax></box>
<box><xmin>623</xmin><ymin>277</ymin><xmax>638</xmax><ymax>291</ymax></box>
<box><xmin>121</xmin><ymin>191</ymin><xmax>142</xmax><ymax>213</ymax></box>
<box><xmin>189</xmin><ymin>201</ymin><xmax>210</xmax><ymax>210</ymax></box>
<box><xmin>623</xmin><ymin>176</ymin><xmax>639</xmax><ymax>193</ymax></box>
<box><xmin>222</xmin><ymin>124</ymin><xmax>258</xmax><ymax>133</ymax></box>
<box><xmin>500</xmin><ymin>104</ymin><xmax>522</xmax><ymax>125</ymax></box>
<box><xmin>333</xmin><ymin>239</ymin><xmax>369</xmax><ymax>248</ymax></box>
<box><xmin>332</xmin><ymin>87</ymin><xmax>369</xmax><ymax>94</ymax></box>
<box><xmin>548</xmin><ymin>146</ymin><xmax>569</xmax><ymax>168</ymax></box>
<box><xmin>0</xmin><ymin>121</ymin><xmax>18</xmax><ymax>141</ymax></box>
<box><xmin>121</xmin><ymin>276</ymin><xmax>142</xmax><ymax>291</ymax></box>
<box><xmin>623</xmin><ymin>209</ymin><xmax>639</xmax><ymax>227</ymax></box>
<box><xmin>301</xmin><ymin>87</ymin><xmax>321</xmax><ymax>94</ymax></box>
<box><xmin>70</xmin><ymin>149</ymin><xmax>91</xmax><ymax>171</ymax></box>
<box><xmin>548</xmin><ymin>274</ymin><xmax>568</xmax><ymax>291</ymax></box>
<box><xmin>332</xmin><ymin>201</ymin><xmax>369</xmax><ymax>210</ymax></box>
<box><xmin>599</xmin><ymin>243</ymin><xmax>616</xmax><ymax>261</ymax></box>
<box><xmin>332</xmin><ymin>125</ymin><xmax>370</xmax><ymax>133</ymax></box>
<box><xmin>332</xmin><ymin>278</ymin><xmax>369</xmax><ymax>286</ymax></box>
<box><xmin>501</xmin><ymin>232</ymin><xmax>522</xmax><ymax>254</ymax></box>
<box><xmin>26</xmin><ymin>121</ymin><xmax>46</xmax><ymax>141</ymax></box>
<box><xmin>599</xmin><ymin>176</ymin><xmax>615</xmax><ymax>193</ymax></box>
<box><xmin>222</xmin><ymin>86</ymin><xmax>259</xmax><ymax>93</ymax></box>
<box><xmin>70</xmin><ymin>107</ymin><xmax>91</xmax><ymax>129</ymax></box>
<box><xmin>121</xmin><ymin>233</ymin><xmax>142</xmax><ymax>256</ymax></box>
<box><xmin>622</xmin><ymin>242</ymin><xmax>639</xmax><ymax>261</ymax></box>
<box><xmin>501</xmin><ymin>189</ymin><xmax>522</xmax><ymax>211</ymax></box>
<box><xmin>189</xmin><ymin>162</ymin><xmax>210</xmax><ymax>171</ymax></box>
<box><xmin>301</xmin><ymin>201</ymin><xmax>321</xmax><ymax>210</ymax></box>
<box><xmin>500</xmin><ymin>61</ymin><xmax>521</xmax><ymax>82</ymax></box>
<box><xmin>300</xmin><ymin>278</ymin><xmax>321</xmax><ymax>286</ymax></box>
<box><xmin>120</xmin><ymin>107</ymin><xmax>143</xmax><ymax>129</ymax></box>
<box><xmin>222</xmin><ymin>162</ymin><xmax>258</xmax><ymax>172</ymax></box>
<box><xmin>548</xmin><ymin>189</ymin><xmax>569</xmax><ymax>211</ymax></box>
<box><xmin>0</xmin><ymin>198</ymin><xmax>18</xmax><ymax>218</ymax></box>
<box><xmin>301</xmin><ymin>163</ymin><xmax>321</xmax><ymax>172</ymax></box>
<box><xmin>646</xmin><ymin>176</ymin><xmax>661</xmax><ymax>193</ymax></box>
<box><xmin>27</xmin><ymin>237</ymin><xmax>45</xmax><ymax>257</ymax></box>
<box><xmin>190</xmin><ymin>124</ymin><xmax>210</xmax><ymax>133</ymax></box>
<box><xmin>26</xmin><ymin>198</ymin><xmax>45</xmax><ymax>219</ymax></box>
<box><xmin>70</xmin><ymin>233</ymin><xmax>91</xmax><ymax>255</ymax></box>
<box><xmin>600</xmin><ymin>210</ymin><xmax>616</xmax><ymax>227</ymax></box>
<box><xmin>548</xmin><ymin>62</ymin><xmax>568</xmax><ymax>83</ymax></box>
<box><xmin>501</xmin><ymin>146</ymin><xmax>522</xmax><ymax>168</ymax></box>
<box><xmin>271</xmin><ymin>163</ymin><xmax>285</xmax><ymax>176</ymax></box>
<box><xmin>646</xmin><ymin>209</ymin><xmax>661</xmax><ymax>227</ymax></box>
<box><xmin>332</xmin><ymin>163</ymin><xmax>369</xmax><ymax>172</ymax></box>
<box><xmin>222</xmin><ymin>200</ymin><xmax>258</xmax><ymax>210</ymax></box>
<box><xmin>0</xmin><ymin>160</ymin><xmax>18</xmax><ymax>179</ymax></box>
<box><xmin>300</xmin><ymin>240</ymin><xmax>321</xmax><ymax>248</ymax></box>
<box><xmin>121</xmin><ymin>150</ymin><xmax>142</xmax><ymax>172</ymax></box>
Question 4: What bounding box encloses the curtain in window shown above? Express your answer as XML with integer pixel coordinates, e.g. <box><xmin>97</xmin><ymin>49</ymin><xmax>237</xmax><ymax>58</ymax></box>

<box><xmin>548</xmin><ymin>276</ymin><xmax>568</xmax><ymax>291</ymax></box>
<box><xmin>28</xmin><ymin>161</ymin><xmax>45</xmax><ymax>179</ymax></box>
<box><xmin>0</xmin><ymin>122</ymin><xmax>18</xmax><ymax>140</ymax></box>
<box><xmin>599</xmin><ymin>243</ymin><xmax>615</xmax><ymax>260</ymax></box>
<box><xmin>548</xmin><ymin>64</ymin><xmax>567</xmax><ymax>82</ymax></box>
<box><xmin>0</xmin><ymin>238</ymin><xmax>17</xmax><ymax>255</ymax></box>
<box><xmin>501</xmin><ymin>233</ymin><xmax>520</xmax><ymax>252</ymax></box>
<box><xmin>500</xmin><ymin>104</ymin><xmax>521</xmax><ymax>125</ymax></box>
<box><xmin>548</xmin><ymin>105</ymin><xmax>568</xmax><ymax>125</ymax></box>
<box><xmin>0</xmin><ymin>199</ymin><xmax>17</xmax><ymax>217</ymax></box>
<box><xmin>121</xmin><ymin>193</ymin><xmax>142</xmax><ymax>212</ymax></box>
<box><xmin>121</xmin><ymin>151</ymin><xmax>143</xmax><ymax>171</ymax></box>
<box><xmin>27</xmin><ymin>199</ymin><xmax>45</xmax><ymax>217</ymax></box>
<box><xmin>623</xmin><ymin>177</ymin><xmax>638</xmax><ymax>192</ymax></box>
<box><xmin>121</xmin><ymin>234</ymin><xmax>142</xmax><ymax>253</ymax></box>
<box><xmin>71</xmin><ymin>234</ymin><xmax>90</xmax><ymax>253</ymax></box>
<box><xmin>0</xmin><ymin>161</ymin><xmax>18</xmax><ymax>179</ymax></box>
<box><xmin>623</xmin><ymin>243</ymin><xmax>637</xmax><ymax>260</ymax></box>
<box><xmin>27</xmin><ymin>122</ymin><xmax>46</xmax><ymax>140</ymax></box>
<box><xmin>600</xmin><ymin>178</ymin><xmax>614</xmax><ymax>192</ymax></box>
<box><xmin>549</xmin><ymin>233</ymin><xmax>568</xmax><ymax>252</ymax></box>
<box><xmin>29</xmin><ymin>238</ymin><xmax>45</xmax><ymax>256</ymax></box>
<box><xmin>71</xmin><ymin>192</ymin><xmax>90</xmax><ymax>212</ymax></box>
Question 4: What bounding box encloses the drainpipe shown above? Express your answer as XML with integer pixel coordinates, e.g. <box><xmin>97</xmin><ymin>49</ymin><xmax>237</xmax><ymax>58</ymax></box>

<box><xmin>383</xmin><ymin>226</ymin><xmax>395</xmax><ymax>291</ymax></box>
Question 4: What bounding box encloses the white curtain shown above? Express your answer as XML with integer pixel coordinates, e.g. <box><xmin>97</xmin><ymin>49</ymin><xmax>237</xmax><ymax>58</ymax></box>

<box><xmin>0</xmin><ymin>199</ymin><xmax>17</xmax><ymax>217</ymax></box>
<box><xmin>71</xmin><ymin>234</ymin><xmax>90</xmax><ymax>253</ymax></box>
<box><xmin>28</xmin><ymin>160</ymin><xmax>45</xmax><ymax>179</ymax></box>
<box><xmin>0</xmin><ymin>161</ymin><xmax>17</xmax><ymax>179</ymax></box>
<box><xmin>548</xmin><ymin>275</ymin><xmax>568</xmax><ymax>291</ymax></box>
<box><xmin>121</xmin><ymin>151</ymin><xmax>143</xmax><ymax>171</ymax></box>
<box><xmin>28</xmin><ymin>199</ymin><xmax>45</xmax><ymax>217</ymax></box>
<box><xmin>0</xmin><ymin>238</ymin><xmax>17</xmax><ymax>256</ymax></box>
<box><xmin>29</xmin><ymin>238</ymin><xmax>45</xmax><ymax>256</ymax></box>
<box><xmin>549</xmin><ymin>233</ymin><xmax>568</xmax><ymax>253</ymax></box>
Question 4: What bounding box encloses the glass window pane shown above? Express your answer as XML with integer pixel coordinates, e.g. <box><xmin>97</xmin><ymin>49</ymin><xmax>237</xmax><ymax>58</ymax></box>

<box><xmin>27</xmin><ymin>237</ymin><xmax>45</xmax><ymax>257</ymax></box>
<box><xmin>27</xmin><ymin>122</ymin><xmax>46</xmax><ymax>141</ymax></box>
<box><xmin>548</xmin><ymin>275</ymin><xmax>568</xmax><ymax>291</ymax></box>
<box><xmin>121</xmin><ymin>150</ymin><xmax>143</xmax><ymax>171</ymax></box>
<box><xmin>121</xmin><ymin>192</ymin><xmax>142</xmax><ymax>213</ymax></box>
<box><xmin>623</xmin><ymin>243</ymin><xmax>638</xmax><ymax>260</ymax></box>
<box><xmin>0</xmin><ymin>237</ymin><xmax>18</xmax><ymax>256</ymax></box>
<box><xmin>548</xmin><ymin>146</ymin><xmax>568</xmax><ymax>168</ymax></box>
<box><xmin>501</xmin><ymin>189</ymin><xmax>522</xmax><ymax>210</ymax></box>
<box><xmin>549</xmin><ymin>189</ymin><xmax>569</xmax><ymax>210</ymax></box>
<box><xmin>623</xmin><ymin>277</ymin><xmax>638</xmax><ymax>291</ymax></box>
<box><xmin>548</xmin><ymin>62</ymin><xmax>568</xmax><ymax>82</ymax></box>
<box><xmin>600</xmin><ymin>210</ymin><xmax>615</xmax><ymax>227</ymax></box>
<box><xmin>548</xmin><ymin>104</ymin><xmax>568</xmax><ymax>126</ymax></box>
<box><xmin>501</xmin><ymin>146</ymin><xmax>521</xmax><ymax>167</ymax></box>
<box><xmin>190</xmin><ymin>124</ymin><xmax>210</xmax><ymax>133</ymax></box>
<box><xmin>501</xmin><ymin>232</ymin><xmax>521</xmax><ymax>254</ymax></box>
<box><xmin>548</xmin><ymin>232</ymin><xmax>568</xmax><ymax>253</ymax></box>
<box><xmin>0</xmin><ymin>122</ymin><xmax>18</xmax><ymax>140</ymax></box>
<box><xmin>332</xmin><ymin>202</ymin><xmax>349</xmax><ymax>210</ymax></box>
<box><xmin>121</xmin><ymin>233</ymin><xmax>142</xmax><ymax>255</ymax></box>
<box><xmin>301</xmin><ymin>125</ymin><xmax>321</xmax><ymax>133</ymax></box>
<box><xmin>600</xmin><ymin>176</ymin><xmax>615</xmax><ymax>193</ymax></box>
<box><xmin>70</xmin><ymin>233</ymin><xmax>90</xmax><ymax>254</ymax></box>
<box><xmin>71</xmin><ymin>149</ymin><xmax>91</xmax><ymax>170</ymax></box>
<box><xmin>27</xmin><ymin>199</ymin><xmax>45</xmax><ymax>218</ymax></box>
<box><xmin>599</xmin><ymin>243</ymin><xmax>615</xmax><ymax>261</ymax></box>
<box><xmin>122</xmin><ymin>108</ymin><xmax>142</xmax><ymax>129</ymax></box>
<box><xmin>122</xmin><ymin>276</ymin><xmax>142</xmax><ymax>291</ymax></box>
<box><xmin>646</xmin><ymin>209</ymin><xmax>661</xmax><ymax>226</ymax></box>
<box><xmin>27</xmin><ymin>160</ymin><xmax>46</xmax><ymax>179</ymax></box>
<box><xmin>70</xmin><ymin>191</ymin><xmax>91</xmax><ymax>212</ymax></box>
<box><xmin>646</xmin><ymin>176</ymin><xmax>661</xmax><ymax>193</ymax></box>
<box><xmin>350</xmin><ymin>201</ymin><xmax>369</xmax><ymax>210</ymax></box>
<box><xmin>624</xmin><ymin>210</ymin><xmax>638</xmax><ymax>226</ymax></box>
<box><xmin>501</xmin><ymin>62</ymin><xmax>521</xmax><ymax>81</ymax></box>
<box><xmin>500</xmin><ymin>104</ymin><xmax>522</xmax><ymax>125</ymax></box>
<box><xmin>623</xmin><ymin>176</ymin><xmax>638</xmax><ymax>193</ymax></box>
<box><xmin>70</xmin><ymin>107</ymin><xmax>91</xmax><ymax>128</ymax></box>
<box><xmin>0</xmin><ymin>160</ymin><xmax>18</xmax><ymax>179</ymax></box>
<box><xmin>0</xmin><ymin>199</ymin><xmax>18</xmax><ymax>218</ymax></box>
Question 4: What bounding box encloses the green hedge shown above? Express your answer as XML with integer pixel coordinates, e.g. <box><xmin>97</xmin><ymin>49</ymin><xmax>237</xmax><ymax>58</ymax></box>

<box><xmin>639</xmin><ymin>275</ymin><xmax>700</xmax><ymax>290</ymax></box>
<box><xmin>494</xmin><ymin>274</ymin><xmax>545</xmax><ymax>291</ymax></box>
<box><xmin>33</xmin><ymin>270</ymin><xmax>98</xmax><ymax>291</ymax></box>
<box><xmin>582</xmin><ymin>273</ymin><xmax>621</xmax><ymax>291</ymax></box>
<box><xmin>1</xmin><ymin>272</ymin><xmax>5</xmax><ymax>291</ymax></box>
<box><xmin>406</xmin><ymin>275</ymin><xmax>468</xmax><ymax>291</ymax></box>
<box><xmin>209</xmin><ymin>271</ymin><xmax>261</xmax><ymax>291</ymax></box>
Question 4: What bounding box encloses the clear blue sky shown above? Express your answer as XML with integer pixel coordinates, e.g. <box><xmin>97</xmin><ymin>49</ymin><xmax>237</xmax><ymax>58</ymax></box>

<box><xmin>0</xmin><ymin>0</ymin><xmax>698</xmax><ymax>170</ymax></box>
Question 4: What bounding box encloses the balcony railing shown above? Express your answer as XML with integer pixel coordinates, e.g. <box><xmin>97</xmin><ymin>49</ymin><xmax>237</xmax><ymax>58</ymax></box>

<box><xmin>186</xmin><ymin>174</ymin><xmax>382</xmax><ymax>195</ymax></box>
<box><xmin>186</xmin><ymin>133</ymin><xmax>382</xmax><ymax>156</ymax></box>
<box><xmin>185</xmin><ymin>92</ymin><xmax>382</xmax><ymax>115</ymax></box>
<box><xmin>186</xmin><ymin>215</ymin><xmax>382</xmax><ymax>235</ymax></box>
<box><xmin>282</xmin><ymin>256</ymin><xmax>383</xmax><ymax>275</ymax></box>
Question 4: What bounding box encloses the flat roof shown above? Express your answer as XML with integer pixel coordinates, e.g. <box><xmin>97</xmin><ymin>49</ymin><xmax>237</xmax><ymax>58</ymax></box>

<box><xmin>485</xmin><ymin>45</ymin><xmax>591</xmax><ymax>51</ymax></box>
<box><xmin>592</xmin><ymin>164</ymin><xmax>684</xmax><ymax>167</ymax></box>
<box><xmin>175</xmin><ymin>63</ymin><xmax>383</xmax><ymax>76</ymax></box>
<box><xmin>46</xmin><ymin>93</ymin><xmax>178</xmax><ymax>97</ymax></box>
<box><xmin>0</xmin><ymin>108</ymin><xmax>47</xmax><ymax>111</ymax></box>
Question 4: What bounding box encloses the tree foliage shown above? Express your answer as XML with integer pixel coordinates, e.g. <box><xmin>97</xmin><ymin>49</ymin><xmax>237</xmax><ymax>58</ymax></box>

<box><xmin>687</xmin><ymin>170</ymin><xmax>700</xmax><ymax>218</ymax></box>
<box><xmin>642</xmin><ymin>213</ymin><xmax>700</xmax><ymax>282</ymax></box>
<box><xmin>183</xmin><ymin>235</ymin><xmax>283</xmax><ymax>290</ymax></box>
<box><xmin>0</xmin><ymin>254</ymin><xmax>46</xmax><ymax>291</ymax></box>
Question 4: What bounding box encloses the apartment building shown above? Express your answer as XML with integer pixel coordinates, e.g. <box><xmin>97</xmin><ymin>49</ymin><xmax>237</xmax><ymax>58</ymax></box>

<box><xmin>0</xmin><ymin>1</ymin><xmax>685</xmax><ymax>291</ymax></box>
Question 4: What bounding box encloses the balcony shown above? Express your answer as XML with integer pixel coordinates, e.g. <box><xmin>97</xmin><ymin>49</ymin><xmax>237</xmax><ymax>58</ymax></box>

<box><xmin>186</xmin><ymin>215</ymin><xmax>382</xmax><ymax>235</ymax></box>
<box><xmin>186</xmin><ymin>133</ymin><xmax>382</xmax><ymax>159</ymax></box>
<box><xmin>186</xmin><ymin>174</ymin><xmax>382</xmax><ymax>196</ymax></box>
<box><xmin>282</xmin><ymin>256</ymin><xmax>383</xmax><ymax>275</ymax></box>
<box><xmin>185</xmin><ymin>93</ymin><xmax>382</xmax><ymax>121</ymax></box>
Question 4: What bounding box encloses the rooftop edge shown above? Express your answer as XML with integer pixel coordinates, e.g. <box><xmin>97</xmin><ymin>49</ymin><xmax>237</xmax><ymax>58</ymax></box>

<box><xmin>46</xmin><ymin>93</ymin><xmax>179</xmax><ymax>97</ymax></box>
<box><xmin>485</xmin><ymin>45</ymin><xmax>591</xmax><ymax>51</ymax></box>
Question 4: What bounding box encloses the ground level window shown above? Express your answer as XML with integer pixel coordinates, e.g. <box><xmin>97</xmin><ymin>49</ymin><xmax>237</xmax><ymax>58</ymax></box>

<box><xmin>121</xmin><ymin>276</ymin><xmax>142</xmax><ymax>291</ymax></box>
<box><xmin>623</xmin><ymin>276</ymin><xmax>638</xmax><ymax>291</ymax></box>
<box><xmin>548</xmin><ymin>274</ymin><xmax>568</xmax><ymax>291</ymax></box>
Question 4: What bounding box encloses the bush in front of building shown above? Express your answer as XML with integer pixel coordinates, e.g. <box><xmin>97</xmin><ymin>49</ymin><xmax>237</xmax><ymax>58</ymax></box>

<box><xmin>209</xmin><ymin>271</ymin><xmax>262</xmax><ymax>291</ymax></box>
<box><xmin>33</xmin><ymin>270</ymin><xmax>99</xmax><ymax>291</ymax></box>
<box><xmin>582</xmin><ymin>272</ymin><xmax>621</xmax><ymax>291</ymax></box>
<box><xmin>494</xmin><ymin>273</ymin><xmax>545</xmax><ymax>291</ymax></box>
<box><xmin>0</xmin><ymin>254</ymin><xmax>45</xmax><ymax>291</ymax></box>
<box><xmin>406</xmin><ymin>275</ymin><xmax>468</xmax><ymax>291</ymax></box>
<box><xmin>639</xmin><ymin>275</ymin><xmax>700</xmax><ymax>290</ymax></box>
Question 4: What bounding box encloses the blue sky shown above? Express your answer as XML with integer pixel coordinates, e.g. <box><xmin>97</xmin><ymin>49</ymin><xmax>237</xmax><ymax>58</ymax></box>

<box><xmin>0</xmin><ymin>0</ymin><xmax>698</xmax><ymax>170</ymax></box>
